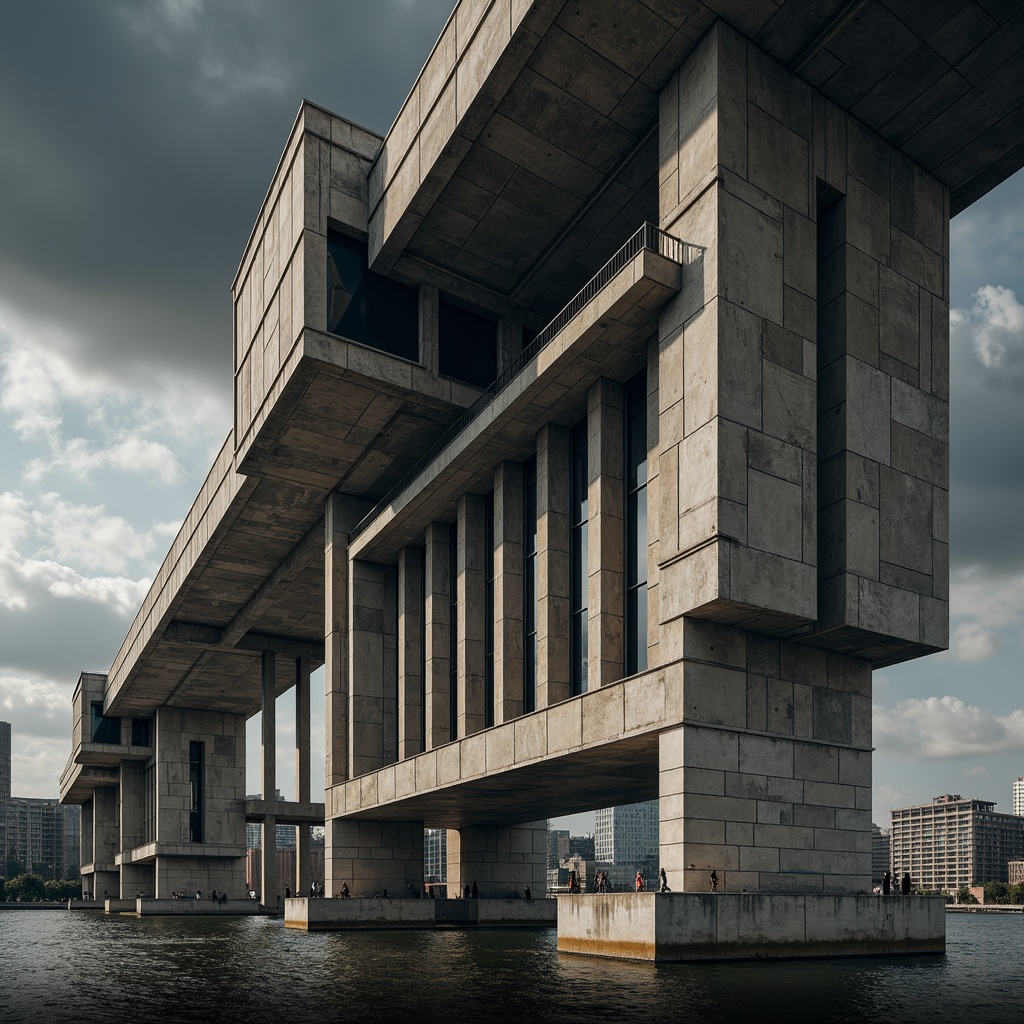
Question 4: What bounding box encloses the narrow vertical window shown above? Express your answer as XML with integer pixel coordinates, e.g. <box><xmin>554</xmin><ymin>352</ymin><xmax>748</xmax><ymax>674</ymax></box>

<box><xmin>625</xmin><ymin>373</ymin><xmax>648</xmax><ymax>675</ymax></box>
<box><xmin>189</xmin><ymin>741</ymin><xmax>205</xmax><ymax>844</ymax></box>
<box><xmin>569</xmin><ymin>418</ymin><xmax>589</xmax><ymax>696</ymax></box>
<box><xmin>484</xmin><ymin>491</ymin><xmax>495</xmax><ymax>728</ymax></box>
<box><xmin>449</xmin><ymin>527</ymin><xmax>458</xmax><ymax>741</ymax></box>
<box><xmin>523</xmin><ymin>457</ymin><xmax>538</xmax><ymax>714</ymax></box>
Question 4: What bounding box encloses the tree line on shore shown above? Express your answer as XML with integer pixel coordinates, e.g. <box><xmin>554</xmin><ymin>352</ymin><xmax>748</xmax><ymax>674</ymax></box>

<box><xmin>0</xmin><ymin>874</ymin><xmax>83</xmax><ymax>902</ymax></box>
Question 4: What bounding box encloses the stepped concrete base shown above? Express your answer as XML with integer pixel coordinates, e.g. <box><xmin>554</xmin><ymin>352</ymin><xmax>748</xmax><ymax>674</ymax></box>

<box><xmin>557</xmin><ymin>893</ymin><xmax>946</xmax><ymax>962</ymax></box>
<box><xmin>286</xmin><ymin>896</ymin><xmax>557</xmax><ymax>931</ymax></box>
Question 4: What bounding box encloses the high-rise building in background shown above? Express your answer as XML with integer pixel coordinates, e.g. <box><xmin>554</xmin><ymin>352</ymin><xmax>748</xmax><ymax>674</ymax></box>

<box><xmin>1</xmin><ymin>721</ymin><xmax>80</xmax><ymax>879</ymax></box>
<box><xmin>595</xmin><ymin>801</ymin><xmax>658</xmax><ymax>871</ymax></box>
<box><xmin>424</xmin><ymin>828</ymin><xmax>447</xmax><ymax>884</ymax></box>
<box><xmin>245</xmin><ymin>792</ymin><xmax>300</xmax><ymax>850</ymax></box>
<box><xmin>1012</xmin><ymin>776</ymin><xmax>1024</xmax><ymax>817</ymax></box>
<box><xmin>546</xmin><ymin>827</ymin><xmax>569</xmax><ymax>869</ymax></box>
<box><xmin>871</xmin><ymin>824</ymin><xmax>890</xmax><ymax>885</ymax></box>
<box><xmin>890</xmin><ymin>794</ymin><xmax>1024</xmax><ymax>891</ymax></box>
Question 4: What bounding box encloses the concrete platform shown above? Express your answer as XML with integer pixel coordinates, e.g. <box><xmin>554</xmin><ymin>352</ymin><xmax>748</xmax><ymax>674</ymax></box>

<box><xmin>285</xmin><ymin>897</ymin><xmax>557</xmax><ymax>931</ymax></box>
<box><xmin>102</xmin><ymin>898</ymin><xmax>265</xmax><ymax>916</ymax></box>
<box><xmin>557</xmin><ymin>893</ymin><xmax>946</xmax><ymax>962</ymax></box>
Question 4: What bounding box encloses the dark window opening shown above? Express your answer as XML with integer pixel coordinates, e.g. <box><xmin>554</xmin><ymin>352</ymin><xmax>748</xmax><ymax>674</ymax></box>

<box><xmin>189</xmin><ymin>741</ymin><xmax>205</xmax><ymax>844</ymax></box>
<box><xmin>439</xmin><ymin>299</ymin><xmax>497</xmax><ymax>389</ymax></box>
<box><xmin>625</xmin><ymin>373</ymin><xmax>648</xmax><ymax>675</ymax></box>
<box><xmin>569</xmin><ymin>418</ymin><xmax>589</xmax><ymax>696</ymax></box>
<box><xmin>484</xmin><ymin>491</ymin><xmax>495</xmax><ymax>728</ymax></box>
<box><xmin>90</xmin><ymin>702</ymin><xmax>120</xmax><ymax>745</ymax></box>
<box><xmin>449</xmin><ymin>527</ymin><xmax>459</xmax><ymax>742</ymax></box>
<box><xmin>131</xmin><ymin>718</ymin><xmax>151</xmax><ymax>747</ymax></box>
<box><xmin>523</xmin><ymin>457</ymin><xmax>538</xmax><ymax>714</ymax></box>
<box><xmin>326</xmin><ymin>229</ymin><xmax>418</xmax><ymax>361</ymax></box>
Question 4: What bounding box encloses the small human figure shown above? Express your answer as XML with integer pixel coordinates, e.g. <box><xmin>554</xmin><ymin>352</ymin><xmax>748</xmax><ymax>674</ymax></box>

<box><xmin>341</xmin><ymin>882</ymin><xmax>350</xmax><ymax>898</ymax></box>
<box><xmin>525</xmin><ymin>885</ymin><xmax>532</xmax><ymax>900</ymax></box>
<box><xmin>310</xmin><ymin>881</ymin><xmax>317</xmax><ymax>899</ymax></box>
<box><xmin>103</xmin><ymin>890</ymin><xmax>109</xmax><ymax>900</ymax></box>
<box><xmin>659</xmin><ymin>868</ymin><xmax>670</xmax><ymax>893</ymax></box>
<box><xmin>464</xmin><ymin>884</ymin><xmax>472</xmax><ymax>899</ymax></box>
<box><xmin>210</xmin><ymin>889</ymin><xmax>217</xmax><ymax>901</ymax></box>
<box><xmin>219</xmin><ymin>892</ymin><xmax>227</xmax><ymax>904</ymax></box>
<box><xmin>196</xmin><ymin>889</ymin><xmax>202</xmax><ymax>900</ymax></box>
<box><xmin>882</xmin><ymin>870</ymin><xmax>891</xmax><ymax>895</ymax></box>
<box><xmin>382</xmin><ymin>888</ymin><xmax>388</xmax><ymax>899</ymax></box>
<box><xmin>710</xmin><ymin>871</ymin><xmax>718</xmax><ymax>893</ymax></box>
<box><xmin>568</xmin><ymin>870</ymin><xmax>578</xmax><ymax>894</ymax></box>
<box><xmin>901</xmin><ymin>872</ymin><xmax>912</xmax><ymax>896</ymax></box>
<box><xmin>635</xmin><ymin>870</ymin><xmax>644</xmax><ymax>893</ymax></box>
<box><xmin>471</xmin><ymin>882</ymin><xmax>478</xmax><ymax>899</ymax></box>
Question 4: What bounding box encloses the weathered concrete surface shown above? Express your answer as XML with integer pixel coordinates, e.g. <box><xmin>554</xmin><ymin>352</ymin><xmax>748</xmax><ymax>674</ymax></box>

<box><xmin>285</xmin><ymin>896</ymin><xmax>556</xmax><ymax>931</ymax></box>
<box><xmin>557</xmin><ymin>893</ymin><xmax>945</xmax><ymax>962</ymax></box>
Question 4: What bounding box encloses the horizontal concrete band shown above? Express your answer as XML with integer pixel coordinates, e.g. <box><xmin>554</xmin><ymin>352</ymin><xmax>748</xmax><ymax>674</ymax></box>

<box><xmin>103</xmin><ymin>898</ymin><xmax>264</xmax><ymax>916</ymax></box>
<box><xmin>557</xmin><ymin>893</ymin><xmax>946</xmax><ymax>962</ymax></box>
<box><xmin>285</xmin><ymin>896</ymin><xmax>557</xmax><ymax>931</ymax></box>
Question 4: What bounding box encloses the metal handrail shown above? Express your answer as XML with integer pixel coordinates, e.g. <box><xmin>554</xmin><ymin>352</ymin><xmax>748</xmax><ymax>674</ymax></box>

<box><xmin>349</xmin><ymin>222</ymin><xmax>700</xmax><ymax>541</ymax></box>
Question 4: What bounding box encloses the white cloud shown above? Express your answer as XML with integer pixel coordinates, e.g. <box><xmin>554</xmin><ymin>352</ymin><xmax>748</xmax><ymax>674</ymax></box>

<box><xmin>25</xmin><ymin>436</ymin><xmax>185</xmax><ymax>486</ymax></box>
<box><xmin>874</xmin><ymin>695</ymin><xmax>1024</xmax><ymax>759</ymax></box>
<box><xmin>963</xmin><ymin>765</ymin><xmax>988</xmax><ymax>778</ymax></box>
<box><xmin>0</xmin><ymin>673</ymin><xmax>67</xmax><ymax>723</ymax></box>
<box><xmin>952</xmin><ymin>621</ymin><xmax>999</xmax><ymax>662</ymax></box>
<box><xmin>950</xmin><ymin>284</ymin><xmax>1024</xmax><ymax>385</ymax></box>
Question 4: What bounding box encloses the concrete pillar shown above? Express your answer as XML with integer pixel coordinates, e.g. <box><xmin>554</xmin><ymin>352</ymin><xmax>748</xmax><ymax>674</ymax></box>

<box><xmin>457</xmin><ymin>494</ymin><xmax>487</xmax><ymax>737</ymax></box>
<box><xmin>119</xmin><ymin>761</ymin><xmax>145</xmax><ymax>858</ymax></box>
<box><xmin>419</xmin><ymin>284</ymin><xmax>439</xmax><ymax>376</ymax></box>
<box><xmin>587</xmin><ymin>378</ymin><xmax>625</xmax><ymax>688</ymax></box>
<box><xmin>398</xmin><ymin>546</ymin><xmax>425</xmax><ymax>759</ymax></box>
<box><xmin>493</xmin><ymin>461</ymin><xmax>524</xmax><ymax>723</ymax></box>
<box><xmin>81</xmin><ymin>798</ymin><xmax>94</xmax><ymax>866</ymax></box>
<box><xmin>92</xmin><ymin>787</ymin><xmax>118</xmax><ymax>875</ymax></box>
<box><xmin>295</xmin><ymin>824</ymin><xmax>310</xmax><ymax>898</ymax></box>
<box><xmin>325</xmin><ymin>493</ymin><xmax>351</xmax><ymax>788</ymax></box>
<box><xmin>349</xmin><ymin>560</ymin><xmax>398</xmax><ymax>776</ymax></box>
<box><xmin>446</xmin><ymin>821</ymin><xmax>547</xmax><ymax>898</ymax></box>
<box><xmin>329</xmin><ymin>819</ymin><xmax>425</xmax><ymax>896</ymax></box>
<box><xmin>261</xmin><ymin>651</ymin><xmax>276</xmax><ymax>801</ymax></box>
<box><xmin>261</xmin><ymin>814</ymin><xmax>278</xmax><ymax>907</ymax></box>
<box><xmin>424</xmin><ymin>522</ymin><xmax>452</xmax><ymax>747</ymax></box>
<box><xmin>536</xmin><ymin>423</ymin><xmax>570</xmax><ymax>707</ymax></box>
<box><xmin>644</xmin><ymin>339</ymin><xmax>662</xmax><ymax>669</ymax></box>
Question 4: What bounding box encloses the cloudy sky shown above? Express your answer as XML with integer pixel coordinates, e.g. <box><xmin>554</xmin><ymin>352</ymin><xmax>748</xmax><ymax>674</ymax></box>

<box><xmin>1</xmin><ymin>2</ymin><xmax>1022</xmax><ymax>833</ymax></box>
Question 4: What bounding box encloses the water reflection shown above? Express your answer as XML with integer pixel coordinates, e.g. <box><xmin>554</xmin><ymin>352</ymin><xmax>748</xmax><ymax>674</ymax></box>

<box><xmin>1</xmin><ymin>912</ymin><xmax>1019</xmax><ymax>1023</ymax></box>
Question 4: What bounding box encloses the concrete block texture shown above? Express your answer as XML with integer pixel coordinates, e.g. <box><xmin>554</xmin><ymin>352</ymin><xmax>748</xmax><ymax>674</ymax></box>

<box><xmin>424</xmin><ymin>522</ymin><xmax>452</xmax><ymax>748</ymax></box>
<box><xmin>447</xmin><ymin>821</ymin><xmax>547</xmax><ymax>898</ymax></box>
<box><xmin>536</xmin><ymin>423</ymin><xmax>570</xmax><ymax>706</ymax></box>
<box><xmin>326</xmin><ymin>818</ymin><xmax>425</xmax><ymax>897</ymax></box>
<box><xmin>493</xmin><ymin>461</ymin><xmax>525</xmax><ymax>722</ymax></box>
<box><xmin>657</xmin><ymin>19</ymin><xmax>948</xmax><ymax>666</ymax></box>
<box><xmin>457</xmin><ymin>494</ymin><xmax>488</xmax><ymax>737</ymax></box>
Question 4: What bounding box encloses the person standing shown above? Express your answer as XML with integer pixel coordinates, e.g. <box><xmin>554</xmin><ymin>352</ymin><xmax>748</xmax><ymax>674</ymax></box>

<box><xmin>882</xmin><ymin>870</ymin><xmax>891</xmax><ymax>895</ymax></box>
<box><xmin>635</xmin><ymin>870</ymin><xmax>644</xmax><ymax>893</ymax></box>
<box><xmin>901</xmin><ymin>872</ymin><xmax>912</xmax><ymax>896</ymax></box>
<box><xmin>710</xmin><ymin>870</ymin><xmax>718</xmax><ymax>893</ymax></box>
<box><xmin>659</xmin><ymin>868</ymin><xmax>670</xmax><ymax>893</ymax></box>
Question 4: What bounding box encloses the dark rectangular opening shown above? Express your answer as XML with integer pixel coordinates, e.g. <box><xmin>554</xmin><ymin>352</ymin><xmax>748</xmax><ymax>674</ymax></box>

<box><xmin>439</xmin><ymin>299</ymin><xmax>497</xmax><ymax>388</ymax></box>
<box><xmin>326</xmin><ymin>228</ymin><xmax>418</xmax><ymax>361</ymax></box>
<box><xmin>90</xmin><ymin>702</ymin><xmax>120</xmax><ymax>745</ymax></box>
<box><xmin>189</xmin><ymin>741</ymin><xmax>205</xmax><ymax>844</ymax></box>
<box><xmin>131</xmin><ymin>718</ymin><xmax>151</xmax><ymax>747</ymax></box>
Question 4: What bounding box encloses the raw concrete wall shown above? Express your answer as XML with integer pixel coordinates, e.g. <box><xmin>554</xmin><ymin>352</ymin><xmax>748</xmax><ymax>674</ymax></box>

<box><xmin>558</xmin><ymin>892</ymin><xmax>945</xmax><ymax>961</ymax></box>
<box><xmin>446</xmin><ymin>821</ymin><xmax>547</xmax><ymax>898</ymax></box>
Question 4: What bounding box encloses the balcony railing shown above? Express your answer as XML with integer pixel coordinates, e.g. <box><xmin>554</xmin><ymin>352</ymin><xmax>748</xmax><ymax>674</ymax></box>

<box><xmin>350</xmin><ymin>222</ymin><xmax>699</xmax><ymax>540</ymax></box>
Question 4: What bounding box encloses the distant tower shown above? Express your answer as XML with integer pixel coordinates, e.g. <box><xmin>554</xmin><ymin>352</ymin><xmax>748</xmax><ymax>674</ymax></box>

<box><xmin>1014</xmin><ymin>776</ymin><xmax>1024</xmax><ymax>817</ymax></box>
<box><xmin>594</xmin><ymin>800</ymin><xmax>658</xmax><ymax>867</ymax></box>
<box><xmin>0</xmin><ymin>720</ymin><xmax>11</xmax><ymax>801</ymax></box>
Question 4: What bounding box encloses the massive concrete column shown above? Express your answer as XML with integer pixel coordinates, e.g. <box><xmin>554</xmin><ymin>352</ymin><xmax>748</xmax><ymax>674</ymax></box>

<box><xmin>419</xmin><ymin>283</ymin><xmax>439</xmax><ymax>376</ymax></box>
<box><xmin>349</xmin><ymin>560</ymin><xmax>398</xmax><ymax>776</ymax></box>
<box><xmin>118</xmin><ymin>763</ymin><xmax>145</xmax><ymax>897</ymax></box>
<box><xmin>329</xmin><ymin>819</ymin><xmax>425</xmax><ymax>896</ymax></box>
<box><xmin>536</xmin><ymin>423</ymin><xmax>570</xmax><ymax>707</ymax></box>
<box><xmin>446</xmin><ymin>821</ymin><xmax>547</xmax><ymax>898</ymax></box>
<box><xmin>325</xmin><ymin>493</ymin><xmax>351</xmax><ymax>789</ymax></box>
<box><xmin>587</xmin><ymin>378</ymin><xmax>625</xmax><ymax>688</ymax></box>
<box><xmin>424</xmin><ymin>522</ymin><xmax>452</xmax><ymax>747</ymax></box>
<box><xmin>295</xmin><ymin>656</ymin><xmax>311</xmax><ymax>897</ymax></box>
<box><xmin>398</xmin><ymin>546</ymin><xmax>425</xmax><ymax>759</ymax></box>
<box><xmin>644</xmin><ymin>339</ymin><xmax>662</xmax><ymax>669</ymax></box>
<box><xmin>493</xmin><ymin>461</ymin><xmax>524</xmax><ymax>723</ymax></box>
<box><xmin>457</xmin><ymin>494</ymin><xmax>487</xmax><ymax>737</ymax></box>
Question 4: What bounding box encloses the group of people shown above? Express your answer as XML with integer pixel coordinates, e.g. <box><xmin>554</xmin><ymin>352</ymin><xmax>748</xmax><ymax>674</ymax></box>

<box><xmin>879</xmin><ymin>871</ymin><xmax>913</xmax><ymax>895</ymax></box>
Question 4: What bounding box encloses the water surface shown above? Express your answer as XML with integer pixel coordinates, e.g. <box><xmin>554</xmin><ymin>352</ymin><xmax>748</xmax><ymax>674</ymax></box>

<box><xmin>1</xmin><ymin>910</ymin><xmax>1018</xmax><ymax>1023</ymax></box>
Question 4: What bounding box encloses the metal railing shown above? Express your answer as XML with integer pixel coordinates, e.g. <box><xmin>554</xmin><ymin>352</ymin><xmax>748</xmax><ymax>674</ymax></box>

<box><xmin>349</xmin><ymin>223</ymin><xmax>701</xmax><ymax>541</ymax></box>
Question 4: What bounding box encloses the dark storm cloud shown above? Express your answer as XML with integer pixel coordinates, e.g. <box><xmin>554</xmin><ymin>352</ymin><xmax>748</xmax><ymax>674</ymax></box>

<box><xmin>0</xmin><ymin>0</ymin><xmax>453</xmax><ymax>392</ymax></box>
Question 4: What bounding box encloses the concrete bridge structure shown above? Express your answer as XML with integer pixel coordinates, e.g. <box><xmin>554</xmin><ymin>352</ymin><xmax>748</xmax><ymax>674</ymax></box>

<box><xmin>61</xmin><ymin>0</ymin><xmax>1023</xmax><ymax>957</ymax></box>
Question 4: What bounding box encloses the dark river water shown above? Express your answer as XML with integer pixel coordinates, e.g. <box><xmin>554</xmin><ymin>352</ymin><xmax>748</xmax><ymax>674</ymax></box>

<box><xmin>0</xmin><ymin>909</ymin><xmax>1019</xmax><ymax>1023</ymax></box>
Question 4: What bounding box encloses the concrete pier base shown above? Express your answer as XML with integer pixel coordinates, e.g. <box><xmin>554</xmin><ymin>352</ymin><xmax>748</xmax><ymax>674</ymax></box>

<box><xmin>101</xmin><ymin>898</ymin><xmax>265</xmax><ymax>916</ymax></box>
<box><xmin>285</xmin><ymin>897</ymin><xmax>557</xmax><ymax>931</ymax></box>
<box><xmin>557</xmin><ymin>894</ymin><xmax>946</xmax><ymax>962</ymax></box>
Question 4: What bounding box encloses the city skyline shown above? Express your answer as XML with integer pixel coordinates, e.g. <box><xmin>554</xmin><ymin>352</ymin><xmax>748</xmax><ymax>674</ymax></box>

<box><xmin>1</xmin><ymin>2</ymin><xmax>1023</xmax><ymax>832</ymax></box>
